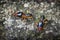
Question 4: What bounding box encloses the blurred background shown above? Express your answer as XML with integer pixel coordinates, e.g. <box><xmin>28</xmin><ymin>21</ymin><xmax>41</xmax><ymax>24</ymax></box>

<box><xmin>0</xmin><ymin>0</ymin><xmax>60</xmax><ymax>40</ymax></box>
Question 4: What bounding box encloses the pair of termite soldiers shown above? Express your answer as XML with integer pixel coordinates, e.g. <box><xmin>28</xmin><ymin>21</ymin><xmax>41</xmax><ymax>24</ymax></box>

<box><xmin>36</xmin><ymin>15</ymin><xmax>48</xmax><ymax>31</ymax></box>
<box><xmin>12</xmin><ymin>11</ymin><xmax>48</xmax><ymax>31</ymax></box>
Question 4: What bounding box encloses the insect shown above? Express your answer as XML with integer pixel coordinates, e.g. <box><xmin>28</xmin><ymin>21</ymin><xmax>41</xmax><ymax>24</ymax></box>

<box><xmin>12</xmin><ymin>11</ymin><xmax>33</xmax><ymax>20</ymax></box>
